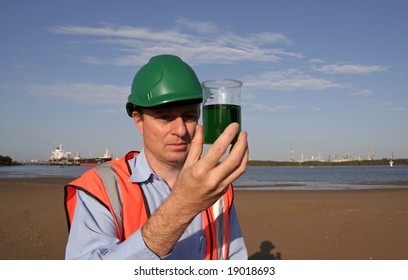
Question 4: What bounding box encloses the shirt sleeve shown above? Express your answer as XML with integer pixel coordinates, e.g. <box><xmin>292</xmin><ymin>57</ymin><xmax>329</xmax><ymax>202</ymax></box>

<box><xmin>65</xmin><ymin>190</ymin><xmax>160</xmax><ymax>260</ymax></box>
<box><xmin>227</xmin><ymin>204</ymin><xmax>248</xmax><ymax>260</ymax></box>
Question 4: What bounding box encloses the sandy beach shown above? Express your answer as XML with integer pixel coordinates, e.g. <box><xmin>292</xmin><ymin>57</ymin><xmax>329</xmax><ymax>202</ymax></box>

<box><xmin>0</xmin><ymin>177</ymin><xmax>407</xmax><ymax>260</ymax></box>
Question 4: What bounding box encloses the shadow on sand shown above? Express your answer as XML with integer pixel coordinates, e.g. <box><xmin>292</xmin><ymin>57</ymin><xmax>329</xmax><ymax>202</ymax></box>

<box><xmin>249</xmin><ymin>240</ymin><xmax>282</xmax><ymax>260</ymax></box>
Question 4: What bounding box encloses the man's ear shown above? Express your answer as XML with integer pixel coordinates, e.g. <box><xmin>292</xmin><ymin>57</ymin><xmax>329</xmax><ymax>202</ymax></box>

<box><xmin>132</xmin><ymin>111</ymin><xmax>144</xmax><ymax>135</ymax></box>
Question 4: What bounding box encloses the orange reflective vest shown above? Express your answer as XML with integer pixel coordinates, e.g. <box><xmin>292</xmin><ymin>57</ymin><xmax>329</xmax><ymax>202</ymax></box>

<box><xmin>65</xmin><ymin>151</ymin><xmax>234</xmax><ymax>260</ymax></box>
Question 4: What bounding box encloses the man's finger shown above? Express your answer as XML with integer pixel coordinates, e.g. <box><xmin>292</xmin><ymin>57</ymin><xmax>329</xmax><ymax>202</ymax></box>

<box><xmin>184</xmin><ymin>124</ymin><xmax>203</xmax><ymax>168</ymax></box>
<box><xmin>199</xmin><ymin>123</ymin><xmax>240</xmax><ymax>170</ymax></box>
<box><xmin>214</xmin><ymin>129</ymin><xmax>248</xmax><ymax>183</ymax></box>
<box><xmin>218</xmin><ymin>133</ymin><xmax>249</xmax><ymax>186</ymax></box>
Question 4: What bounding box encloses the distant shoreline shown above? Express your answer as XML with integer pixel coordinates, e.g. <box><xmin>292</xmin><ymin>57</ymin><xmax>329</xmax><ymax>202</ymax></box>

<box><xmin>234</xmin><ymin>180</ymin><xmax>408</xmax><ymax>190</ymax></box>
<box><xmin>248</xmin><ymin>158</ymin><xmax>408</xmax><ymax>166</ymax></box>
<box><xmin>2</xmin><ymin>158</ymin><xmax>407</xmax><ymax>167</ymax></box>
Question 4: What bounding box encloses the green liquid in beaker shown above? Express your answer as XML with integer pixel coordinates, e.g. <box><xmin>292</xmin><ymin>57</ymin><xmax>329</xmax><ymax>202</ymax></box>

<box><xmin>203</xmin><ymin>104</ymin><xmax>241</xmax><ymax>144</ymax></box>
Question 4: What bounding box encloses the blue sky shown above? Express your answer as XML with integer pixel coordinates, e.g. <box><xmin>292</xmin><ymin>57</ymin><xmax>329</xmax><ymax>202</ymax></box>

<box><xmin>1</xmin><ymin>0</ymin><xmax>407</xmax><ymax>161</ymax></box>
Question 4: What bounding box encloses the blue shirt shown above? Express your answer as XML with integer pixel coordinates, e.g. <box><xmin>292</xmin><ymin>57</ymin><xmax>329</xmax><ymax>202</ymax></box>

<box><xmin>65</xmin><ymin>150</ymin><xmax>248</xmax><ymax>259</ymax></box>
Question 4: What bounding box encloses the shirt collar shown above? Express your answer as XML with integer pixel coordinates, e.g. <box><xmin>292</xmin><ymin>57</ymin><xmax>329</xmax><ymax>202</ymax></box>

<box><xmin>128</xmin><ymin>149</ymin><xmax>154</xmax><ymax>183</ymax></box>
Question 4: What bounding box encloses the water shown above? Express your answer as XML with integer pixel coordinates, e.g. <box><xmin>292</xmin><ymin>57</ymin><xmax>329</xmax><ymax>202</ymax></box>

<box><xmin>0</xmin><ymin>165</ymin><xmax>92</xmax><ymax>179</ymax></box>
<box><xmin>1</xmin><ymin>164</ymin><xmax>408</xmax><ymax>190</ymax></box>
<box><xmin>234</xmin><ymin>165</ymin><xmax>408</xmax><ymax>190</ymax></box>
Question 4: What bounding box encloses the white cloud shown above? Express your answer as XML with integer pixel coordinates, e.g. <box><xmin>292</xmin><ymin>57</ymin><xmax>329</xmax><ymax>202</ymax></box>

<box><xmin>241</xmin><ymin>91</ymin><xmax>257</xmax><ymax>100</ymax></box>
<box><xmin>247</xmin><ymin>103</ymin><xmax>296</xmax><ymax>112</ymax></box>
<box><xmin>308</xmin><ymin>58</ymin><xmax>326</xmax><ymax>64</ymax></box>
<box><xmin>47</xmin><ymin>19</ymin><xmax>385</xmax><ymax>97</ymax></box>
<box><xmin>51</xmin><ymin>25</ymin><xmax>190</xmax><ymax>44</ymax></box>
<box><xmin>375</xmin><ymin>101</ymin><xmax>408</xmax><ymax>112</ymax></box>
<box><xmin>245</xmin><ymin>70</ymin><xmax>345</xmax><ymax>91</ymax></box>
<box><xmin>376</xmin><ymin>101</ymin><xmax>393</xmax><ymax>107</ymax></box>
<box><xmin>175</xmin><ymin>18</ymin><xmax>219</xmax><ymax>34</ymax></box>
<box><xmin>50</xmin><ymin>20</ymin><xmax>301</xmax><ymax>66</ymax></box>
<box><xmin>29</xmin><ymin>82</ymin><xmax>129</xmax><ymax>105</ymax></box>
<box><xmin>314</xmin><ymin>63</ymin><xmax>388</xmax><ymax>74</ymax></box>
<box><xmin>349</xmin><ymin>89</ymin><xmax>375</xmax><ymax>97</ymax></box>
<box><xmin>390</xmin><ymin>106</ymin><xmax>408</xmax><ymax>112</ymax></box>
<box><xmin>246</xmin><ymin>32</ymin><xmax>294</xmax><ymax>46</ymax></box>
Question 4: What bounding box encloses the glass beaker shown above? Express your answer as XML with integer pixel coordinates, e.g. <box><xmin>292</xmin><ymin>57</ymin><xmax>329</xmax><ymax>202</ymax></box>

<box><xmin>202</xmin><ymin>78</ymin><xmax>242</xmax><ymax>144</ymax></box>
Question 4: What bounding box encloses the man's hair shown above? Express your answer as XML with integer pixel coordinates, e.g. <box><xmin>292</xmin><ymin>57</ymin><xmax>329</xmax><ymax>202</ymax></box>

<box><xmin>128</xmin><ymin>104</ymin><xmax>144</xmax><ymax>119</ymax></box>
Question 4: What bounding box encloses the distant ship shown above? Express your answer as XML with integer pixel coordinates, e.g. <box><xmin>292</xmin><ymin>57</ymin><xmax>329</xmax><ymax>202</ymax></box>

<box><xmin>75</xmin><ymin>149</ymin><xmax>113</xmax><ymax>166</ymax></box>
<box><xmin>50</xmin><ymin>144</ymin><xmax>72</xmax><ymax>161</ymax></box>
<box><xmin>49</xmin><ymin>145</ymin><xmax>113</xmax><ymax>166</ymax></box>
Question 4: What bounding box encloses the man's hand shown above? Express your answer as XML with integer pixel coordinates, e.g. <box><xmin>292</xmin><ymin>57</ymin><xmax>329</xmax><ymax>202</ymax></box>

<box><xmin>174</xmin><ymin>122</ymin><xmax>248</xmax><ymax>214</ymax></box>
<box><xmin>141</xmin><ymin>122</ymin><xmax>248</xmax><ymax>257</ymax></box>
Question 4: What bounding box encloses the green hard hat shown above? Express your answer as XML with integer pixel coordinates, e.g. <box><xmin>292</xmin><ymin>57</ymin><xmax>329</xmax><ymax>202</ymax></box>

<box><xmin>126</xmin><ymin>54</ymin><xmax>203</xmax><ymax>116</ymax></box>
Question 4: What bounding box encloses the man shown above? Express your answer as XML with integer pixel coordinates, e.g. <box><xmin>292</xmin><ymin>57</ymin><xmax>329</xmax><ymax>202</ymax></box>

<box><xmin>65</xmin><ymin>54</ymin><xmax>248</xmax><ymax>259</ymax></box>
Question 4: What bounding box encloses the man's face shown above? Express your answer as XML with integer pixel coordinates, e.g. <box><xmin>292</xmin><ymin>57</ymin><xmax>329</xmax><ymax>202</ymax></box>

<box><xmin>133</xmin><ymin>103</ymin><xmax>200</xmax><ymax>168</ymax></box>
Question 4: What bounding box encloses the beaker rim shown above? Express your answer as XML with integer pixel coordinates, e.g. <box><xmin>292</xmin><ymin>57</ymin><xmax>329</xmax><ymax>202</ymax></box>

<box><xmin>201</xmin><ymin>78</ymin><xmax>243</xmax><ymax>89</ymax></box>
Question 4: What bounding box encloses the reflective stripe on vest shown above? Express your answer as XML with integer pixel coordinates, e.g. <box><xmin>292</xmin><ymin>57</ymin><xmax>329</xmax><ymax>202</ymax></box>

<box><xmin>203</xmin><ymin>189</ymin><xmax>233</xmax><ymax>260</ymax></box>
<box><xmin>95</xmin><ymin>163</ymin><xmax>124</xmax><ymax>238</ymax></box>
<box><xmin>65</xmin><ymin>151</ymin><xmax>233</xmax><ymax>259</ymax></box>
<box><xmin>213</xmin><ymin>196</ymin><xmax>227</xmax><ymax>260</ymax></box>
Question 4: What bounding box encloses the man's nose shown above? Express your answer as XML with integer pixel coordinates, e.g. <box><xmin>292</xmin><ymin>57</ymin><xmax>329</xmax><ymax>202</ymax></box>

<box><xmin>171</xmin><ymin>116</ymin><xmax>187</xmax><ymax>136</ymax></box>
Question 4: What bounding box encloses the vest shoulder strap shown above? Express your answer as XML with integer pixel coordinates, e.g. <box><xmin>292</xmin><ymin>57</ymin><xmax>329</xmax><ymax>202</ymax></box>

<box><xmin>65</xmin><ymin>151</ymin><xmax>148</xmax><ymax>241</ymax></box>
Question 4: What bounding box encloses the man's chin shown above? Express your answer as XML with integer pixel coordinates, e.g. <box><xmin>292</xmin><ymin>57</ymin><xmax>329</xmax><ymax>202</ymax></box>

<box><xmin>166</xmin><ymin>150</ymin><xmax>188</xmax><ymax>164</ymax></box>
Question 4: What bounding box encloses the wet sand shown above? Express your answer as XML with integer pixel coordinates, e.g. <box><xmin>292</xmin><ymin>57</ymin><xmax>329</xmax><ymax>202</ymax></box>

<box><xmin>0</xmin><ymin>177</ymin><xmax>407</xmax><ymax>260</ymax></box>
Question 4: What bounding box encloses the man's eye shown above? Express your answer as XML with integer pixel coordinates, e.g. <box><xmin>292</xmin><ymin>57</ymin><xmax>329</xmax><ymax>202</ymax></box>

<box><xmin>184</xmin><ymin>114</ymin><xmax>198</xmax><ymax>122</ymax></box>
<box><xmin>159</xmin><ymin>114</ymin><xmax>174</xmax><ymax>121</ymax></box>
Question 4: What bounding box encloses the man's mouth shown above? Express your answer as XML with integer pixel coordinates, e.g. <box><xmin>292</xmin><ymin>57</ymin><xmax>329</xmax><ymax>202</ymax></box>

<box><xmin>168</xmin><ymin>142</ymin><xmax>188</xmax><ymax>150</ymax></box>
